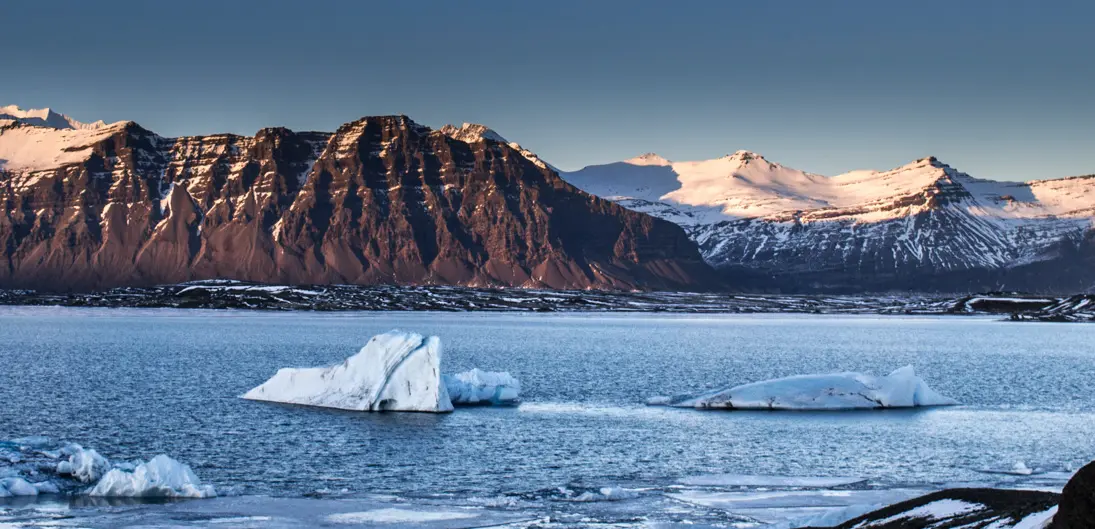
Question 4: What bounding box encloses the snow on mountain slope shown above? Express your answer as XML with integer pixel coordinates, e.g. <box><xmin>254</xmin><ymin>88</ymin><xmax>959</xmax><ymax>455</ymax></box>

<box><xmin>0</xmin><ymin>121</ymin><xmax>131</xmax><ymax>175</ymax></box>
<box><xmin>440</xmin><ymin>122</ymin><xmax>557</xmax><ymax>172</ymax></box>
<box><xmin>0</xmin><ymin>105</ymin><xmax>111</xmax><ymax>130</ymax></box>
<box><xmin>562</xmin><ymin>152</ymin><xmax>1095</xmax><ymax>288</ymax></box>
<box><xmin>565</xmin><ymin>151</ymin><xmax>1095</xmax><ymax>224</ymax></box>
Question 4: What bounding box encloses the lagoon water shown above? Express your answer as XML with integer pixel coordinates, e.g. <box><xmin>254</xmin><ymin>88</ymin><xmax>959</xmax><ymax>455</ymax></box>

<box><xmin>2</xmin><ymin>308</ymin><xmax>1094</xmax><ymax>527</ymax></box>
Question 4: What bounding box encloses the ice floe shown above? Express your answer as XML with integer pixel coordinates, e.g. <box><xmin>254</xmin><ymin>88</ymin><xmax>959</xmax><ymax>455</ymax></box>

<box><xmin>679</xmin><ymin>474</ymin><xmax>866</xmax><ymax>488</ymax></box>
<box><xmin>0</xmin><ymin>477</ymin><xmax>38</xmax><ymax>497</ymax></box>
<box><xmin>668</xmin><ymin>488</ymin><xmax>927</xmax><ymax>529</ymax></box>
<box><xmin>326</xmin><ymin>508</ymin><xmax>479</xmax><ymax>524</ymax></box>
<box><xmin>243</xmin><ymin>331</ymin><xmax>521</xmax><ymax>412</ymax></box>
<box><xmin>0</xmin><ymin>437</ymin><xmax>215</xmax><ymax>499</ymax></box>
<box><xmin>443</xmin><ymin>369</ymin><xmax>521</xmax><ymax>406</ymax></box>
<box><xmin>650</xmin><ymin>365</ymin><xmax>957</xmax><ymax>410</ymax></box>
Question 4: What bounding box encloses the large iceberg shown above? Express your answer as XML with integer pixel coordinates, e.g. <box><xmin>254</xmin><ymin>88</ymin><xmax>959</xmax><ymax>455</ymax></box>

<box><xmin>243</xmin><ymin>331</ymin><xmax>455</xmax><ymax>413</ymax></box>
<box><xmin>444</xmin><ymin>369</ymin><xmax>521</xmax><ymax>406</ymax></box>
<box><xmin>650</xmin><ymin>366</ymin><xmax>957</xmax><ymax>410</ymax></box>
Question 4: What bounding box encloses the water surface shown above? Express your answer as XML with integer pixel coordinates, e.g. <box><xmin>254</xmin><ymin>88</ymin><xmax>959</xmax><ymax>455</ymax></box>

<box><xmin>1</xmin><ymin>309</ymin><xmax>1092</xmax><ymax>527</ymax></box>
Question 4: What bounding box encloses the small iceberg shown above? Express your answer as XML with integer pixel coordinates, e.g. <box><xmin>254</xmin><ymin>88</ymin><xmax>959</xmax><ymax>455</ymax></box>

<box><xmin>649</xmin><ymin>366</ymin><xmax>957</xmax><ymax>410</ymax></box>
<box><xmin>90</xmin><ymin>455</ymin><xmax>216</xmax><ymax>498</ymax></box>
<box><xmin>243</xmin><ymin>331</ymin><xmax>521</xmax><ymax>413</ymax></box>
<box><xmin>0</xmin><ymin>437</ymin><xmax>215</xmax><ymax>499</ymax></box>
<box><xmin>444</xmin><ymin>369</ymin><xmax>521</xmax><ymax>406</ymax></box>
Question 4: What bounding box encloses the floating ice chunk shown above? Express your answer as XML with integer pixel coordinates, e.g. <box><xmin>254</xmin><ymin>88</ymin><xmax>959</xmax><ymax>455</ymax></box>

<box><xmin>243</xmin><ymin>331</ymin><xmax>454</xmax><ymax>413</ymax></box>
<box><xmin>443</xmin><ymin>369</ymin><xmax>521</xmax><ymax>406</ymax></box>
<box><xmin>654</xmin><ymin>366</ymin><xmax>957</xmax><ymax>410</ymax></box>
<box><xmin>644</xmin><ymin>395</ymin><xmax>674</xmax><ymax>406</ymax></box>
<box><xmin>33</xmin><ymin>480</ymin><xmax>60</xmax><ymax>494</ymax></box>
<box><xmin>56</xmin><ymin>444</ymin><xmax>111</xmax><ymax>483</ymax></box>
<box><xmin>89</xmin><ymin>454</ymin><xmax>216</xmax><ymax>498</ymax></box>
<box><xmin>980</xmin><ymin>460</ymin><xmax>1038</xmax><ymax>476</ymax></box>
<box><xmin>0</xmin><ymin>477</ymin><xmax>38</xmax><ymax>496</ymax></box>
<box><xmin>679</xmin><ymin>474</ymin><xmax>867</xmax><ymax>488</ymax></box>
<box><xmin>569</xmin><ymin>486</ymin><xmax>640</xmax><ymax>502</ymax></box>
<box><xmin>326</xmin><ymin>508</ymin><xmax>478</xmax><ymax>524</ymax></box>
<box><xmin>1011</xmin><ymin>461</ymin><xmax>1034</xmax><ymax>476</ymax></box>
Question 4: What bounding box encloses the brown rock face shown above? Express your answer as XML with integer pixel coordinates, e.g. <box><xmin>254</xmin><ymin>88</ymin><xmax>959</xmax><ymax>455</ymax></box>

<box><xmin>1054</xmin><ymin>460</ymin><xmax>1095</xmax><ymax>529</ymax></box>
<box><xmin>0</xmin><ymin>116</ymin><xmax>716</xmax><ymax>291</ymax></box>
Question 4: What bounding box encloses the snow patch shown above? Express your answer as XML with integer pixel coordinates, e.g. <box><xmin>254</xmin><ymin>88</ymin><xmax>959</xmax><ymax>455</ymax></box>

<box><xmin>875</xmin><ymin>499</ymin><xmax>985</xmax><ymax>525</ymax></box>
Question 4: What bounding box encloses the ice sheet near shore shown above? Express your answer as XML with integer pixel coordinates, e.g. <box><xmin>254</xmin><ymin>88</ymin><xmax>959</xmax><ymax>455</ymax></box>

<box><xmin>649</xmin><ymin>366</ymin><xmax>957</xmax><ymax>410</ymax></box>
<box><xmin>0</xmin><ymin>438</ymin><xmax>215</xmax><ymax>498</ymax></box>
<box><xmin>242</xmin><ymin>331</ymin><xmax>520</xmax><ymax>412</ymax></box>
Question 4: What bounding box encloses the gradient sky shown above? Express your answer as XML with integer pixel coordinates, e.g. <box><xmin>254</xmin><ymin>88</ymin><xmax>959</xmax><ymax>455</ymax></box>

<box><xmin>2</xmin><ymin>1</ymin><xmax>1092</xmax><ymax>180</ymax></box>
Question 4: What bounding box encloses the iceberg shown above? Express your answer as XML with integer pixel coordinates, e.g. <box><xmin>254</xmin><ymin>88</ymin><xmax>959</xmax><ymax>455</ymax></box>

<box><xmin>243</xmin><ymin>331</ymin><xmax>454</xmax><ymax>413</ymax></box>
<box><xmin>652</xmin><ymin>366</ymin><xmax>957</xmax><ymax>410</ymax></box>
<box><xmin>443</xmin><ymin>369</ymin><xmax>521</xmax><ymax>406</ymax></box>
<box><xmin>89</xmin><ymin>454</ymin><xmax>216</xmax><ymax>498</ymax></box>
<box><xmin>0</xmin><ymin>437</ymin><xmax>214</xmax><ymax>499</ymax></box>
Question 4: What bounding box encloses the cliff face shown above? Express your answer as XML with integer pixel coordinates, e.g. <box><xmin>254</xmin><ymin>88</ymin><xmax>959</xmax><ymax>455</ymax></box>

<box><xmin>0</xmin><ymin>115</ymin><xmax>716</xmax><ymax>291</ymax></box>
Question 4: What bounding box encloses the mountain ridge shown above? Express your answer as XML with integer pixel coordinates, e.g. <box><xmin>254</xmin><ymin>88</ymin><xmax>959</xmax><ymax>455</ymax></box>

<box><xmin>0</xmin><ymin>108</ymin><xmax>716</xmax><ymax>292</ymax></box>
<box><xmin>562</xmin><ymin>149</ymin><xmax>1095</xmax><ymax>293</ymax></box>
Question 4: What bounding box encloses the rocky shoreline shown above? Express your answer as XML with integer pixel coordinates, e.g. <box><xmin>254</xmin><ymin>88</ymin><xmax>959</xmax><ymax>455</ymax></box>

<box><xmin>809</xmin><ymin>459</ymin><xmax>1093</xmax><ymax>528</ymax></box>
<box><xmin>0</xmin><ymin>281</ymin><xmax>1086</xmax><ymax>317</ymax></box>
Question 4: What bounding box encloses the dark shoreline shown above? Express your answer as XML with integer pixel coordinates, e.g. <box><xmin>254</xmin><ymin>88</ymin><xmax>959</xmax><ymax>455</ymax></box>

<box><xmin>0</xmin><ymin>281</ymin><xmax>1070</xmax><ymax>315</ymax></box>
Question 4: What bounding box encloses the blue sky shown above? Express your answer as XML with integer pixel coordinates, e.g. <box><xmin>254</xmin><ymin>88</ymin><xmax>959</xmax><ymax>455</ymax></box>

<box><xmin>2</xmin><ymin>1</ymin><xmax>1092</xmax><ymax>179</ymax></box>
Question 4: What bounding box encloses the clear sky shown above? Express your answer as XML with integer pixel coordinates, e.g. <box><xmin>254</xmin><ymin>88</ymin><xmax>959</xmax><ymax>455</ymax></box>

<box><xmin>2</xmin><ymin>0</ymin><xmax>1092</xmax><ymax>180</ymax></box>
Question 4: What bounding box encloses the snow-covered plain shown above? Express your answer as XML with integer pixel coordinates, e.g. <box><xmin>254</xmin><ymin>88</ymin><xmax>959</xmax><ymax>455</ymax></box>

<box><xmin>650</xmin><ymin>366</ymin><xmax>958</xmax><ymax>410</ymax></box>
<box><xmin>242</xmin><ymin>331</ymin><xmax>521</xmax><ymax>412</ymax></box>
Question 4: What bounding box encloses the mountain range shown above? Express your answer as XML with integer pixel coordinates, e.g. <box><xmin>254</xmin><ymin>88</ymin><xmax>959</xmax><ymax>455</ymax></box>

<box><xmin>1</xmin><ymin>106</ymin><xmax>1092</xmax><ymax>293</ymax></box>
<box><xmin>0</xmin><ymin>108</ymin><xmax>712</xmax><ymax>291</ymax></box>
<box><xmin>562</xmin><ymin>149</ymin><xmax>1095</xmax><ymax>292</ymax></box>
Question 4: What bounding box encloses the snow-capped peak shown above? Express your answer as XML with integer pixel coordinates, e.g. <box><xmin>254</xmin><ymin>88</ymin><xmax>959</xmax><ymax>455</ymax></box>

<box><xmin>0</xmin><ymin>105</ymin><xmax>110</xmax><ymax>130</ymax></box>
<box><xmin>624</xmin><ymin>153</ymin><xmax>672</xmax><ymax>166</ymax></box>
<box><xmin>439</xmin><ymin>123</ymin><xmax>509</xmax><ymax>144</ymax></box>
<box><xmin>438</xmin><ymin>122</ymin><xmax>558</xmax><ymax>173</ymax></box>
<box><xmin>723</xmin><ymin>150</ymin><xmax>770</xmax><ymax>164</ymax></box>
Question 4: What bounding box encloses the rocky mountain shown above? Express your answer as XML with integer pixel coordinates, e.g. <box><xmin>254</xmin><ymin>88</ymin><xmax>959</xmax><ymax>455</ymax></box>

<box><xmin>562</xmin><ymin>151</ymin><xmax>1095</xmax><ymax>293</ymax></box>
<box><xmin>0</xmin><ymin>107</ymin><xmax>715</xmax><ymax>292</ymax></box>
